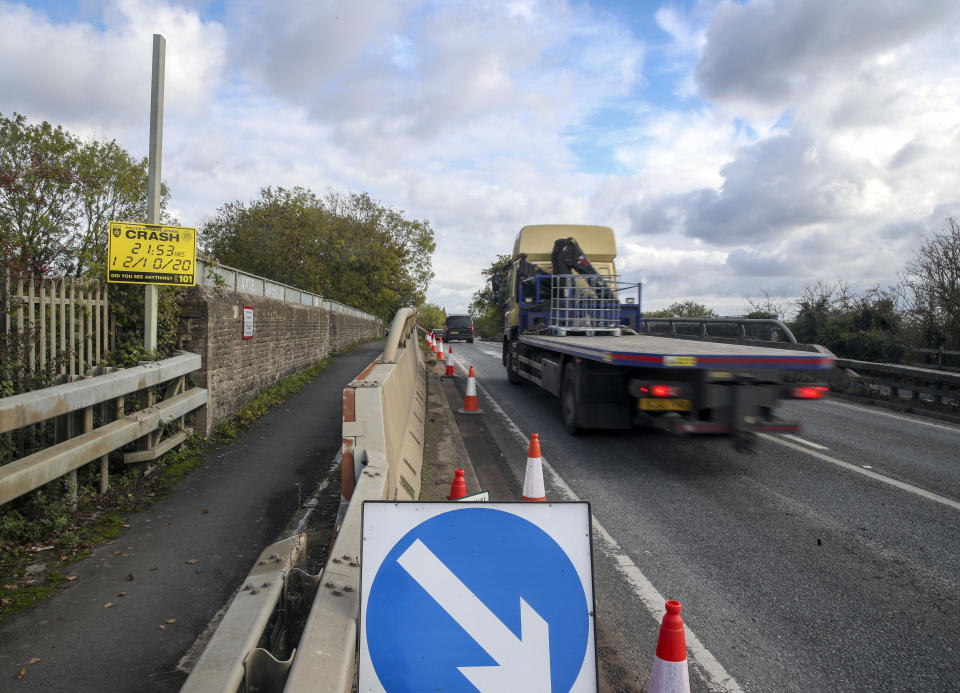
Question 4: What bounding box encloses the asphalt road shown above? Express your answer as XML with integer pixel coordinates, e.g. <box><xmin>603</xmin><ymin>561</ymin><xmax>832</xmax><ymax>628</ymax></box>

<box><xmin>445</xmin><ymin>341</ymin><xmax>960</xmax><ymax>692</ymax></box>
<box><xmin>0</xmin><ymin>340</ymin><xmax>385</xmax><ymax>692</ymax></box>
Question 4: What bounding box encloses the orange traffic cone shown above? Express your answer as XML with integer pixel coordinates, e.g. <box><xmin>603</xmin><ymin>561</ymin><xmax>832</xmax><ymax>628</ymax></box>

<box><xmin>521</xmin><ymin>433</ymin><xmax>545</xmax><ymax>501</ymax></box>
<box><xmin>443</xmin><ymin>347</ymin><xmax>456</xmax><ymax>377</ymax></box>
<box><xmin>447</xmin><ymin>469</ymin><xmax>467</xmax><ymax>500</ymax></box>
<box><xmin>457</xmin><ymin>365</ymin><xmax>483</xmax><ymax>414</ymax></box>
<box><xmin>429</xmin><ymin>334</ymin><xmax>437</xmax><ymax>353</ymax></box>
<box><xmin>649</xmin><ymin>601</ymin><xmax>690</xmax><ymax>693</ymax></box>
<box><xmin>437</xmin><ymin>339</ymin><xmax>445</xmax><ymax>360</ymax></box>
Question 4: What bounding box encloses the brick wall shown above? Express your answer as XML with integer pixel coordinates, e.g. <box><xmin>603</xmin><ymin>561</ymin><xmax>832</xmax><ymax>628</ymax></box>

<box><xmin>180</xmin><ymin>286</ymin><xmax>382</xmax><ymax>435</ymax></box>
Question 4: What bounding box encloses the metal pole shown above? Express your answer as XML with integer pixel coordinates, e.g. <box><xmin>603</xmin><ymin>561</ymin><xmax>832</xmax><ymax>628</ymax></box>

<box><xmin>145</xmin><ymin>34</ymin><xmax>166</xmax><ymax>354</ymax></box>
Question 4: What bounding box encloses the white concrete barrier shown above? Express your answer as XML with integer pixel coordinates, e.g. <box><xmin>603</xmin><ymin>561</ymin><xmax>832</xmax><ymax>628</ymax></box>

<box><xmin>180</xmin><ymin>307</ymin><xmax>425</xmax><ymax>693</ymax></box>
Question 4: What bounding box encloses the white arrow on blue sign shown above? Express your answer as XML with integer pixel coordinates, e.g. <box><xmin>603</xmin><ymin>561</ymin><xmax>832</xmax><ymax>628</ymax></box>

<box><xmin>359</xmin><ymin>502</ymin><xmax>597</xmax><ymax>693</ymax></box>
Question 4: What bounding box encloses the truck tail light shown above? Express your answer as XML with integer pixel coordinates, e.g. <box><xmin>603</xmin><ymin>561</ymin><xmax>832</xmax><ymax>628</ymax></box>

<box><xmin>790</xmin><ymin>385</ymin><xmax>828</xmax><ymax>399</ymax></box>
<box><xmin>639</xmin><ymin>385</ymin><xmax>685</xmax><ymax>398</ymax></box>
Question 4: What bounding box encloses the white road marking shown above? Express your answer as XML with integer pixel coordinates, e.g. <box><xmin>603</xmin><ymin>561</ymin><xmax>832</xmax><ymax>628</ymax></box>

<box><xmin>820</xmin><ymin>398</ymin><xmax>960</xmax><ymax>433</ymax></box>
<box><xmin>475</xmin><ymin>380</ymin><xmax>743</xmax><ymax>692</ymax></box>
<box><xmin>759</xmin><ymin>432</ymin><xmax>960</xmax><ymax>512</ymax></box>
<box><xmin>780</xmin><ymin>434</ymin><xmax>828</xmax><ymax>451</ymax></box>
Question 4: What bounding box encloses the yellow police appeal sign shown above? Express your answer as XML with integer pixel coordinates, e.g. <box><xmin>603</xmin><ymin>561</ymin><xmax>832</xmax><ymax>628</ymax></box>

<box><xmin>107</xmin><ymin>222</ymin><xmax>197</xmax><ymax>286</ymax></box>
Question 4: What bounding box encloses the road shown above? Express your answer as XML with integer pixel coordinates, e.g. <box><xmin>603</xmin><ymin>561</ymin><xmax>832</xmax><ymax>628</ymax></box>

<box><xmin>444</xmin><ymin>340</ymin><xmax>960</xmax><ymax>692</ymax></box>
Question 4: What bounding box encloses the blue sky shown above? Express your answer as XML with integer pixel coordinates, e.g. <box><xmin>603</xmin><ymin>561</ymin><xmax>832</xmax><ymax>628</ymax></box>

<box><xmin>3</xmin><ymin>0</ymin><xmax>959</xmax><ymax>315</ymax></box>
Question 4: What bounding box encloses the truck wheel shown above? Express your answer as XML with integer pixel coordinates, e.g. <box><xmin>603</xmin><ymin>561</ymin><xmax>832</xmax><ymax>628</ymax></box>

<box><xmin>506</xmin><ymin>339</ymin><xmax>523</xmax><ymax>385</ymax></box>
<box><xmin>562</xmin><ymin>362</ymin><xmax>582</xmax><ymax>435</ymax></box>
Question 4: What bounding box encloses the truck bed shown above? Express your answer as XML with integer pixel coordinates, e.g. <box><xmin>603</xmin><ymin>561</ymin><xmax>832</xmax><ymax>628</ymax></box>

<box><xmin>518</xmin><ymin>333</ymin><xmax>833</xmax><ymax>371</ymax></box>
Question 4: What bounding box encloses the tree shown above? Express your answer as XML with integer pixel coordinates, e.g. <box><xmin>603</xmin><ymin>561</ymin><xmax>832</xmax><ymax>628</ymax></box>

<box><xmin>902</xmin><ymin>217</ymin><xmax>960</xmax><ymax>351</ymax></box>
<box><xmin>644</xmin><ymin>300</ymin><xmax>718</xmax><ymax>318</ymax></box>
<box><xmin>469</xmin><ymin>254</ymin><xmax>512</xmax><ymax>339</ymax></box>
<box><xmin>743</xmin><ymin>289</ymin><xmax>788</xmax><ymax>319</ymax></box>
<box><xmin>0</xmin><ymin>113</ymin><xmax>79</xmax><ymax>276</ymax></box>
<box><xmin>0</xmin><ymin>112</ymin><xmax>168</xmax><ymax>279</ymax></box>
<box><xmin>70</xmin><ymin>138</ymin><xmax>169</xmax><ymax>277</ymax></box>
<box><xmin>789</xmin><ymin>281</ymin><xmax>906</xmax><ymax>361</ymax></box>
<box><xmin>417</xmin><ymin>303</ymin><xmax>445</xmax><ymax>330</ymax></box>
<box><xmin>202</xmin><ymin>187</ymin><xmax>435</xmax><ymax>322</ymax></box>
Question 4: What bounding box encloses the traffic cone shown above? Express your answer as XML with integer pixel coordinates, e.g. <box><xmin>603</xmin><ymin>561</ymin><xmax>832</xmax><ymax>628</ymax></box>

<box><xmin>437</xmin><ymin>339</ymin><xmax>445</xmax><ymax>360</ymax></box>
<box><xmin>447</xmin><ymin>469</ymin><xmax>467</xmax><ymax>500</ymax></box>
<box><xmin>649</xmin><ymin>601</ymin><xmax>690</xmax><ymax>693</ymax></box>
<box><xmin>429</xmin><ymin>334</ymin><xmax>436</xmax><ymax>352</ymax></box>
<box><xmin>457</xmin><ymin>365</ymin><xmax>483</xmax><ymax>414</ymax></box>
<box><xmin>521</xmin><ymin>433</ymin><xmax>545</xmax><ymax>501</ymax></box>
<box><xmin>443</xmin><ymin>347</ymin><xmax>456</xmax><ymax>377</ymax></box>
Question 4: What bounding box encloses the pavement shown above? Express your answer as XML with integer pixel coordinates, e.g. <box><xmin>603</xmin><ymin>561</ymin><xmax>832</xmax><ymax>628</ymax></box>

<box><xmin>0</xmin><ymin>340</ymin><xmax>386</xmax><ymax>692</ymax></box>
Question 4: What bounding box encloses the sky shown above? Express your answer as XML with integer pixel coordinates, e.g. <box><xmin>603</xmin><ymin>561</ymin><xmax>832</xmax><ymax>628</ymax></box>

<box><xmin>3</xmin><ymin>0</ymin><xmax>959</xmax><ymax>316</ymax></box>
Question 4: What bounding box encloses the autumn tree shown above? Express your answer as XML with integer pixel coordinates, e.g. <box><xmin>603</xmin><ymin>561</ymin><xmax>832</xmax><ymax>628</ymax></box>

<box><xmin>0</xmin><ymin>112</ymin><xmax>168</xmax><ymax>279</ymax></box>
<box><xmin>202</xmin><ymin>187</ymin><xmax>435</xmax><ymax>322</ymax></box>
<box><xmin>417</xmin><ymin>303</ymin><xmax>446</xmax><ymax>330</ymax></box>
<box><xmin>0</xmin><ymin>113</ymin><xmax>79</xmax><ymax>276</ymax></box>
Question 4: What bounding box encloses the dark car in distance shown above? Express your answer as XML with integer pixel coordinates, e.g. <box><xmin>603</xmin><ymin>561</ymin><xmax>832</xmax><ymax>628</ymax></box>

<box><xmin>443</xmin><ymin>314</ymin><xmax>475</xmax><ymax>343</ymax></box>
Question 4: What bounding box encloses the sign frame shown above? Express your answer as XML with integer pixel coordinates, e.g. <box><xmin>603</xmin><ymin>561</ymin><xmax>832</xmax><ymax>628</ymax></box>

<box><xmin>107</xmin><ymin>221</ymin><xmax>197</xmax><ymax>286</ymax></box>
<box><xmin>242</xmin><ymin>305</ymin><xmax>254</xmax><ymax>340</ymax></box>
<box><xmin>359</xmin><ymin>501</ymin><xmax>598</xmax><ymax>693</ymax></box>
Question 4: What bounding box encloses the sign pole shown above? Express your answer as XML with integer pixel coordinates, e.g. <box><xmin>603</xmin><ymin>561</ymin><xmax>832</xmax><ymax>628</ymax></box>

<box><xmin>145</xmin><ymin>33</ymin><xmax>165</xmax><ymax>354</ymax></box>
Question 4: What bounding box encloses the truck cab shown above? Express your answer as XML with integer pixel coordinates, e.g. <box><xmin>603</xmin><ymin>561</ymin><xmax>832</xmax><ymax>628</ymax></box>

<box><xmin>504</xmin><ymin>224</ymin><xmax>621</xmax><ymax>333</ymax></box>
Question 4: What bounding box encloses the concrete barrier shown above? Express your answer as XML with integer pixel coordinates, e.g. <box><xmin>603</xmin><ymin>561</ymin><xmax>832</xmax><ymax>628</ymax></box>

<box><xmin>181</xmin><ymin>307</ymin><xmax>425</xmax><ymax>693</ymax></box>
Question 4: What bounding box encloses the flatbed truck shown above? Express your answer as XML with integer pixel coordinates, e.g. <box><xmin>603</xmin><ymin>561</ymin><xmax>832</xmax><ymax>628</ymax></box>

<box><xmin>499</xmin><ymin>225</ymin><xmax>834</xmax><ymax>447</ymax></box>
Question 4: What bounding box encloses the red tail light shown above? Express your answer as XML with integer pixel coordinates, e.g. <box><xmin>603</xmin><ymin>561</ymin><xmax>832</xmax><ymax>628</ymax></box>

<box><xmin>790</xmin><ymin>386</ymin><xmax>828</xmax><ymax>399</ymax></box>
<box><xmin>641</xmin><ymin>384</ymin><xmax>685</xmax><ymax>397</ymax></box>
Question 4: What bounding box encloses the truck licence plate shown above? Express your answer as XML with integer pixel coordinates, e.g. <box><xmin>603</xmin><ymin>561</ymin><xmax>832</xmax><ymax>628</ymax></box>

<box><xmin>639</xmin><ymin>398</ymin><xmax>692</xmax><ymax>411</ymax></box>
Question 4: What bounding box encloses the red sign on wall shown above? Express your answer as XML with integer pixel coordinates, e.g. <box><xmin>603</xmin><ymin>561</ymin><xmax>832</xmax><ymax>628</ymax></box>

<box><xmin>242</xmin><ymin>305</ymin><xmax>254</xmax><ymax>340</ymax></box>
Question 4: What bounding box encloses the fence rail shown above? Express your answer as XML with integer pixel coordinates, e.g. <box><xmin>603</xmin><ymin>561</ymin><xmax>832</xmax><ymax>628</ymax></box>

<box><xmin>2</xmin><ymin>271</ymin><xmax>111</xmax><ymax>381</ymax></box>
<box><xmin>641</xmin><ymin>316</ymin><xmax>817</xmax><ymax>349</ymax></box>
<box><xmin>0</xmin><ymin>352</ymin><xmax>206</xmax><ymax>506</ymax></box>
<box><xmin>196</xmin><ymin>260</ymin><xmax>379</xmax><ymax>322</ymax></box>
<box><xmin>832</xmin><ymin>358</ymin><xmax>960</xmax><ymax>407</ymax></box>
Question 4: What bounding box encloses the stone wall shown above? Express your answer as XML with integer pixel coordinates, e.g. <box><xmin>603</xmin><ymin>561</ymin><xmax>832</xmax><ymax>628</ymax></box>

<box><xmin>180</xmin><ymin>286</ymin><xmax>382</xmax><ymax>435</ymax></box>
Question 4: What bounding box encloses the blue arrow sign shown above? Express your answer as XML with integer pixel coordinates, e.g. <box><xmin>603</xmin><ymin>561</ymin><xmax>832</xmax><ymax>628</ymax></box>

<box><xmin>361</xmin><ymin>503</ymin><xmax>595</xmax><ymax>693</ymax></box>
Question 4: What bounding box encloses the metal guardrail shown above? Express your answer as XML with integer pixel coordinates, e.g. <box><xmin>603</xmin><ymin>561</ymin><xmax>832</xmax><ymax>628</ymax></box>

<box><xmin>196</xmin><ymin>259</ymin><xmax>380</xmax><ymax>323</ymax></box>
<box><xmin>0</xmin><ymin>352</ymin><xmax>207</xmax><ymax>505</ymax></box>
<box><xmin>832</xmin><ymin>358</ymin><xmax>960</xmax><ymax>406</ymax></box>
<box><xmin>907</xmin><ymin>346</ymin><xmax>960</xmax><ymax>371</ymax></box>
<box><xmin>641</xmin><ymin>317</ymin><xmax>822</xmax><ymax>350</ymax></box>
<box><xmin>183</xmin><ymin>308</ymin><xmax>425</xmax><ymax>693</ymax></box>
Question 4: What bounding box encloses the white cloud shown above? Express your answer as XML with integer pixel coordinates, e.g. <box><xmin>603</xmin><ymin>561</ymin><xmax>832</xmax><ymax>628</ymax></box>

<box><xmin>0</xmin><ymin>0</ymin><xmax>226</xmax><ymax>137</ymax></box>
<box><xmin>3</xmin><ymin>0</ymin><xmax>959</xmax><ymax>318</ymax></box>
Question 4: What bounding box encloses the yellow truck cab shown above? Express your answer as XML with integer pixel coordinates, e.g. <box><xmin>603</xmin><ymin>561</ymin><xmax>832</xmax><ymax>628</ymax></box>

<box><xmin>504</xmin><ymin>224</ymin><xmax>618</xmax><ymax>330</ymax></box>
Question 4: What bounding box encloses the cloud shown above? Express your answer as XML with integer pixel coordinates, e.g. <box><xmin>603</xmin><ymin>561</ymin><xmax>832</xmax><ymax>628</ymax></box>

<box><xmin>628</xmin><ymin>129</ymin><xmax>874</xmax><ymax>245</ymax></box>
<box><xmin>695</xmin><ymin>0</ymin><xmax>960</xmax><ymax>111</ymax></box>
<box><xmin>4</xmin><ymin>0</ymin><xmax>959</xmax><ymax>319</ymax></box>
<box><xmin>0</xmin><ymin>0</ymin><xmax>226</xmax><ymax>136</ymax></box>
